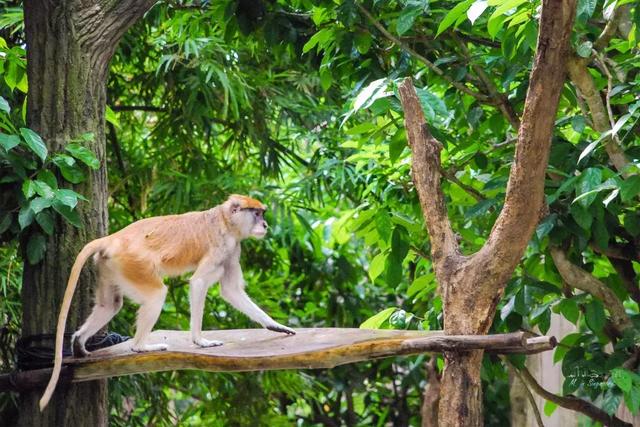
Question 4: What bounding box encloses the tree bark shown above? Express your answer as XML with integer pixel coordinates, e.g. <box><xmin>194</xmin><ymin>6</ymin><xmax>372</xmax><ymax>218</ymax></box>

<box><xmin>399</xmin><ymin>0</ymin><xmax>576</xmax><ymax>425</ymax></box>
<box><xmin>19</xmin><ymin>1</ymin><xmax>156</xmax><ymax>425</ymax></box>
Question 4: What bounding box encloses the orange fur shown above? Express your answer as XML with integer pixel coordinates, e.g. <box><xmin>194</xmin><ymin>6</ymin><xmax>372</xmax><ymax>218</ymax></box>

<box><xmin>39</xmin><ymin>194</ymin><xmax>294</xmax><ymax>411</ymax></box>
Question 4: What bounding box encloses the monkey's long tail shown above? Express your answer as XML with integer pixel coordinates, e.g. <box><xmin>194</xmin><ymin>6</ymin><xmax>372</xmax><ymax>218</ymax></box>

<box><xmin>39</xmin><ymin>237</ymin><xmax>108</xmax><ymax>411</ymax></box>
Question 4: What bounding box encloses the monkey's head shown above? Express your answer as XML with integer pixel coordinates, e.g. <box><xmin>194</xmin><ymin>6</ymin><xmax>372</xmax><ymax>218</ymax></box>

<box><xmin>225</xmin><ymin>194</ymin><xmax>268</xmax><ymax>239</ymax></box>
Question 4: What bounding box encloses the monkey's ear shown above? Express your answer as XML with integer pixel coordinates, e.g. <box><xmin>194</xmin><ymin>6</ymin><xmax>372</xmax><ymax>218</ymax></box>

<box><xmin>230</xmin><ymin>201</ymin><xmax>241</xmax><ymax>213</ymax></box>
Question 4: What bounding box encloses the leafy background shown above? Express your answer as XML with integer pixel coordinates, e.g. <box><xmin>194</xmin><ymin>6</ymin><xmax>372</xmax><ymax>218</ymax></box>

<box><xmin>1</xmin><ymin>0</ymin><xmax>639</xmax><ymax>425</ymax></box>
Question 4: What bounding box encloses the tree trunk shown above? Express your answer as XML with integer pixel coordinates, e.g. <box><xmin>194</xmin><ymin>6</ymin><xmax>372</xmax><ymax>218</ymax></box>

<box><xmin>398</xmin><ymin>0</ymin><xmax>576</xmax><ymax>425</ymax></box>
<box><xmin>19</xmin><ymin>1</ymin><xmax>155</xmax><ymax>425</ymax></box>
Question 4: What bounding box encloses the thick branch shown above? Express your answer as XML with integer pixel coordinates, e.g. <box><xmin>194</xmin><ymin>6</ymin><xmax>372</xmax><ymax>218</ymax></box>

<box><xmin>110</xmin><ymin>105</ymin><xmax>166</xmax><ymax>112</ymax></box>
<box><xmin>550</xmin><ymin>247</ymin><xmax>632</xmax><ymax>333</ymax></box>
<box><xmin>398</xmin><ymin>79</ymin><xmax>460</xmax><ymax>268</ymax></box>
<box><xmin>594</xmin><ymin>4</ymin><xmax>631</xmax><ymax>51</ymax></box>
<box><xmin>76</xmin><ymin>0</ymin><xmax>158</xmax><ymax>76</ymax></box>
<box><xmin>479</xmin><ymin>0</ymin><xmax>576</xmax><ymax>276</ymax></box>
<box><xmin>516</xmin><ymin>363</ymin><xmax>632</xmax><ymax>427</ymax></box>
<box><xmin>504</xmin><ymin>359</ymin><xmax>543</xmax><ymax>427</ymax></box>
<box><xmin>0</xmin><ymin>329</ymin><xmax>555</xmax><ymax>392</ymax></box>
<box><xmin>567</xmin><ymin>57</ymin><xmax>630</xmax><ymax>176</ymax></box>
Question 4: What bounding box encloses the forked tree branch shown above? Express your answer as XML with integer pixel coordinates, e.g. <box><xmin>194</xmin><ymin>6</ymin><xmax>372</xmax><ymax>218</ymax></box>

<box><xmin>398</xmin><ymin>80</ymin><xmax>461</xmax><ymax>270</ymax></box>
<box><xmin>549</xmin><ymin>247</ymin><xmax>632</xmax><ymax>334</ymax></box>
<box><xmin>478</xmin><ymin>0</ymin><xmax>575</xmax><ymax>274</ymax></box>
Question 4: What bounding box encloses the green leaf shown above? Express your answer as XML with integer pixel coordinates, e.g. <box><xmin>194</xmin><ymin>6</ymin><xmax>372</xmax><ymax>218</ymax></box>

<box><xmin>465</xmin><ymin>199</ymin><xmax>496</xmax><ymax>220</ymax></box>
<box><xmin>487</xmin><ymin>14</ymin><xmax>506</xmax><ymax>39</ymax></box>
<box><xmin>408</xmin><ymin>274</ymin><xmax>433</xmax><ymax>298</ymax></box>
<box><xmin>53</xmin><ymin>154</ymin><xmax>85</xmax><ymax>184</ymax></box>
<box><xmin>623</xmin><ymin>387</ymin><xmax>640</xmax><ymax>414</ymax></box>
<box><xmin>0</xmin><ymin>213</ymin><xmax>11</xmax><ymax>234</ymax></box>
<box><xmin>18</xmin><ymin>206</ymin><xmax>34</xmax><ymax>229</ymax></box>
<box><xmin>33</xmin><ymin>180</ymin><xmax>55</xmax><ymax>199</ymax></box>
<box><xmin>396</xmin><ymin>7</ymin><xmax>421</xmax><ymax>36</ymax></box>
<box><xmin>620</xmin><ymin>175</ymin><xmax>640</xmax><ymax>202</ymax></box>
<box><xmin>20</xmin><ymin>128</ymin><xmax>47</xmax><ymax>162</ymax></box>
<box><xmin>35</xmin><ymin>210</ymin><xmax>54</xmax><ymax>235</ymax></box>
<box><xmin>436</xmin><ymin>0</ymin><xmax>473</xmax><ymax>37</ymax></box>
<box><xmin>576</xmin><ymin>41</ymin><xmax>593</xmax><ymax>58</ymax></box>
<box><xmin>385</xmin><ymin>256</ymin><xmax>403</xmax><ymax>287</ymax></box>
<box><xmin>52</xmin><ymin>199</ymin><xmax>82</xmax><ymax>227</ymax></box>
<box><xmin>584</xmin><ymin>299</ymin><xmax>605</xmax><ymax>333</ymax></box>
<box><xmin>369</xmin><ymin>252</ymin><xmax>388</xmax><ymax>283</ymax></box>
<box><xmin>105</xmin><ymin>106</ymin><xmax>119</xmax><ymax>128</ymax></box>
<box><xmin>572</xmin><ymin>179</ymin><xmax>617</xmax><ymax>206</ymax></box>
<box><xmin>0</xmin><ymin>96</ymin><xmax>10</xmax><ymax>113</ymax></box>
<box><xmin>302</xmin><ymin>27</ymin><xmax>334</xmax><ymax>54</ymax></box>
<box><xmin>611</xmin><ymin>368</ymin><xmax>633</xmax><ymax>393</ymax></box>
<box><xmin>22</xmin><ymin>179</ymin><xmax>36</xmax><ymax>198</ymax></box>
<box><xmin>489</xmin><ymin>0</ymin><xmax>527</xmax><ymax>19</ymax></box>
<box><xmin>360</xmin><ymin>307</ymin><xmax>396</xmax><ymax>329</ymax></box>
<box><xmin>54</xmin><ymin>189</ymin><xmax>80</xmax><ymax>208</ymax></box>
<box><xmin>623</xmin><ymin>212</ymin><xmax>640</xmax><ymax>237</ymax></box>
<box><xmin>320</xmin><ymin>68</ymin><xmax>332</xmax><ymax>91</ymax></box>
<box><xmin>354</xmin><ymin>32</ymin><xmax>372</xmax><ymax>54</ymax></box>
<box><xmin>536</xmin><ymin>214</ymin><xmax>556</xmax><ymax>239</ymax></box>
<box><xmin>390</xmin><ymin>226</ymin><xmax>409</xmax><ymax>263</ymax></box>
<box><xmin>555</xmin><ymin>299</ymin><xmax>579</xmax><ymax>324</ymax></box>
<box><xmin>576</xmin><ymin>0</ymin><xmax>597</xmax><ymax>23</ymax></box>
<box><xmin>65</xmin><ymin>143</ymin><xmax>100</xmax><ymax>169</ymax></box>
<box><xmin>353</xmin><ymin>79</ymin><xmax>389</xmax><ymax>112</ymax></box>
<box><xmin>30</xmin><ymin>197</ymin><xmax>53</xmax><ymax>214</ymax></box>
<box><xmin>415</xmin><ymin>88</ymin><xmax>448</xmax><ymax>122</ymax></box>
<box><xmin>571</xmin><ymin>115</ymin><xmax>586</xmax><ymax>133</ymax></box>
<box><xmin>543</xmin><ymin>401</ymin><xmax>557</xmax><ymax>417</ymax></box>
<box><xmin>389</xmin><ymin>130</ymin><xmax>407</xmax><ymax>164</ymax></box>
<box><xmin>389</xmin><ymin>309</ymin><xmax>407</xmax><ymax>328</ymax></box>
<box><xmin>26</xmin><ymin>232</ymin><xmax>46</xmax><ymax>264</ymax></box>
<box><xmin>593</xmin><ymin>219</ymin><xmax>609</xmax><ymax>250</ymax></box>
<box><xmin>0</xmin><ymin>133</ymin><xmax>20</xmax><ymax>151</ymax></box>
<box><xmin>467</xmin><ymin>0</ymin><xmax>489</xmax><ymax>24</ymax></box>
<box><xmin>37</xmin><ymin>170</ymin><xmax>58</xmax><ymax>189</ymax></box>
<box><xmin>554</xmin><ymin>333</ymin><xmax>581</xmax><ymax>363</ymax></box>
<box><xmin>570</xmin><ymin>203</ymin><xmax>592</xmax><ymax>230</ymax></box>
<box><xmin>576</xmin><ymin>168</ymin><xmax>602</xmax><ymax>207</ymax></box>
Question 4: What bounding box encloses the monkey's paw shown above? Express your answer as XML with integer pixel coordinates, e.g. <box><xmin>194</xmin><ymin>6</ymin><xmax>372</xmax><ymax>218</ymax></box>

<box><xmin>193</xmin><ymin>338</ymin><xmax>224</xmax><ymax>348</ymax></box>
<box><xmin>71</xmin><ymin>336</ymin><xmax>90</xmax><ymax>358</ymax></box>
<box><xmin>266</xmin><ymin>324</ymin><xmax>296</xmax><ymax>335</ymax></box>
<box><xmin>131</xmin><ymin>343</ymin><xmax>169</xmax><ymax>353</ymax></box>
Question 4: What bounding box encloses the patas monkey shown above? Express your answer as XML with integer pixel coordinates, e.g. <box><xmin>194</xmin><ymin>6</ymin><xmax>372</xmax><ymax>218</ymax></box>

<box><xmin>39</xmin><ymin>194</ymin><xmax>295</xmax><ymax>410</ymax></box>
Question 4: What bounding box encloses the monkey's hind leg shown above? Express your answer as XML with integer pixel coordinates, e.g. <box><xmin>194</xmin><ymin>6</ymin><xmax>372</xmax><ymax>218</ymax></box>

<box><xmin>189</xmin><ymin>267</ymin><xmax>224</xmax><ymax>348</ymax></box>
<box><xmin>71</xmin><ymin>267</ymin><xmax>123</xmax><ymax>357</ymax></box>
<box><xmin>130</xmin><ymin>279</ymin><xmax>169</xmax><ymax>353</ymax></box>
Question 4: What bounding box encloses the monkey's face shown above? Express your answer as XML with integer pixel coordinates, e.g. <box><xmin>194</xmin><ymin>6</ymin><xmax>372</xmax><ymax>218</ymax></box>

<box><xmin>232</xmin><ymin>207</ymin><xmax>268</xmax><ymax>239</ymax></box>
<box><xmin>247</xmin><ymin>208</ymin><xmax>268</xmax><ymax>239</ymax></box>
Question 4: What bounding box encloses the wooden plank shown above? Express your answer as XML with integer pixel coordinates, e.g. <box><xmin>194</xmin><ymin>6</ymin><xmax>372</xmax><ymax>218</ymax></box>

<box><xmin>0</xmin><ymin>329</ymin><xmax>556</xmax><ymax>392</ymax></box>
<box><xmin>67</xmin><ymin>328</ymin><xmax>554</xmax><ymax>382</ymax></box>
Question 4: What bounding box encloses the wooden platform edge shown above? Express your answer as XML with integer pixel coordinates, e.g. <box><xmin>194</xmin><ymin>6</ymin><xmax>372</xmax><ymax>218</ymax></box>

<box><xmin>0</xmin><ymin>329</ymin><xmax>556</xmax><ymax>392</ymax></box>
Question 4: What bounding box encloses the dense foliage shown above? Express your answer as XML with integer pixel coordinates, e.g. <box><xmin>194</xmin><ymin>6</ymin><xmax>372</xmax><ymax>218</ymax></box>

<box><xmin>1</xmin><ymin>0</ymin><xmax>639</xmax><ymax>425</ymax></box>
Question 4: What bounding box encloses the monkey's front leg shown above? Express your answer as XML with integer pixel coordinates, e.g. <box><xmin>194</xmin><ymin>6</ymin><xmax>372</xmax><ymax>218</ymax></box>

<box><xmin>189</xmin><ymin>264</ymin><xmax>225</xmax><ymax>347</ymax></box>
<box><xmin>220</xmin><ymin>262</ymin><xmax>295</xmax><ymax>335</ymax></box>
